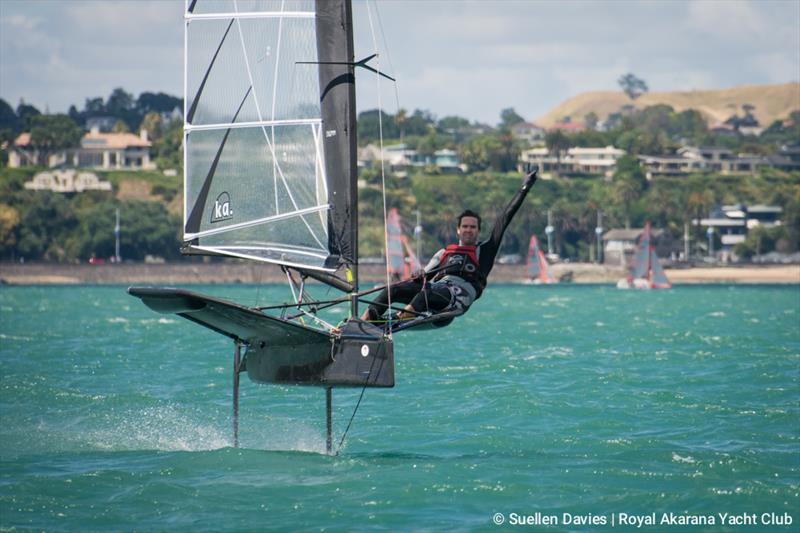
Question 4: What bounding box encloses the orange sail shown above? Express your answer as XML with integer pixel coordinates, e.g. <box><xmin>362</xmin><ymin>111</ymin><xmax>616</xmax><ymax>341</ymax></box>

<box><xmin>386</xmin><ymin>208</ymin><xmax>422</xmax><ymax>280</ymax></box>
<box><xmin>526</xmin><ymin>235</ymin><xmax>556</xmax><ymax>283</ymax></box>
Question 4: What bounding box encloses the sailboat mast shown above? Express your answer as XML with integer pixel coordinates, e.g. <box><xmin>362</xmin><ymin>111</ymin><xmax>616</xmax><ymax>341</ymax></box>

<box><xmin>316</xmin><ymin>0</ymin><xmax>359</xmax><ymax>312</ymax></box>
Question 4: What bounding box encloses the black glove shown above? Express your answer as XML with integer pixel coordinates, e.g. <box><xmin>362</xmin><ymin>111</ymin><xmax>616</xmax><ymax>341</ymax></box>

<box><xmin>522</xmin><ymin>164</ymin><xmax>538</xmax><ymax>191</ymax></box>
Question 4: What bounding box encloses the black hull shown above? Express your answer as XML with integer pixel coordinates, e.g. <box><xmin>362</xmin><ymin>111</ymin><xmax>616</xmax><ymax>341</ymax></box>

<box><xmin>128</xmin><ymin>287</ymin><xmax>394</xmax><ymax>388</ymax></box>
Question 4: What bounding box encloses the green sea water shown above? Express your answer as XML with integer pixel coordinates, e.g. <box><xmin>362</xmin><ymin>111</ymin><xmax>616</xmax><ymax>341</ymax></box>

<box><xmin>0</xmin><ymin>284</ymin><xmax>798</xmax><ymax>532</ymax></box>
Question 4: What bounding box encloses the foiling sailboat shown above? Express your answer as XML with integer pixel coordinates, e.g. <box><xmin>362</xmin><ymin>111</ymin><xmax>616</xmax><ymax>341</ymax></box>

<box><xmin>616</xmin><ymin>222</ymin><xmax>671</xmax><ymax>289</ymax></box>
<box><xmin>129</xmin><ymin>0</ymin><xmax>410</xmax><ymax>453</ymax></box>
<box><xmin>386</xmin><ymin>208</ymin><xmax>422</xmax><ymax>281</ymax></box>
<box><xmin>525</xmin><ymin>234</ymin><xmax>556</xmax><ymax>284</ymax></box>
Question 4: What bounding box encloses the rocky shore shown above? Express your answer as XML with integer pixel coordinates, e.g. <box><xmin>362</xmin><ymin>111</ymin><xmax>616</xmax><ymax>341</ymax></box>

<box><xmin>1</xmin><ymin>261</ymin><xmax>798</xmax><ymax>285</ymax></box>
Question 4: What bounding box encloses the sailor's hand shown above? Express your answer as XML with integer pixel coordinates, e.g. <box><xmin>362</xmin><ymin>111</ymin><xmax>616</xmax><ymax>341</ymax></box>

<box><xmin>522</xmin><ymin>164</ymin><xmax>538</xmax><ymax>190</ymax></box>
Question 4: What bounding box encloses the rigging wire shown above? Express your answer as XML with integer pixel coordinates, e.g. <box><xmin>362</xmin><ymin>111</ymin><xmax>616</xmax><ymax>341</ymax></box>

<box><xmin>365</xmin><ymin>0</ymin><xmax>394</xmax><ymax>335</ymax></box>
<box><xmin>334</xmin><ymin>0</ymin><xmax>398</xmax><ymax>454</ymax></box>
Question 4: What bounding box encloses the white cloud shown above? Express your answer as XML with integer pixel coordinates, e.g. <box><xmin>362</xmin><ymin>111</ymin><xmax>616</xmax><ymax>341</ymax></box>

<box><xmin>751</xmin><ymin>53</ymin><xmax>800</xmax><ymax>84</ymax></box>
<box><xmin>0</xmin><ymin>0</ymin><xmax>797</xmax><ymax>123</ymax></box>
<box><xmin>685</xmin><ymin>0</ymin><xmax>766</xmax><ymax>41</ymax></box>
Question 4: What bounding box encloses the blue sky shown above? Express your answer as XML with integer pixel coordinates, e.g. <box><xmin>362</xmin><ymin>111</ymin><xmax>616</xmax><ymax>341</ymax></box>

<box><xmin>1</xmin><ymin>0</ymin><xmax>797</xmax><ymax>125</ymax></box>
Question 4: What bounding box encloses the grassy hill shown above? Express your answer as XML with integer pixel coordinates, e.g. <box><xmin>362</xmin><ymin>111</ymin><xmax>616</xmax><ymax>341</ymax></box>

<box><xmin>535</xmin><ymin>82</ymin><xmax>800</xmax><ymax>128</ymax></box>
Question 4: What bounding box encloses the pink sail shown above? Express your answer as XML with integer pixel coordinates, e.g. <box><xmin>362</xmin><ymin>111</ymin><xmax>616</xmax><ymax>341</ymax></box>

<box><xmin>620</xmin><ymin>222</ymin><xmax>671</xmax><ymax>289</ymax></box>
<box><xmin>526</xmin><ymin>235</ymin><xmax>556</xmax><ymax>283</ymax></box>
<box><xmin>386</xmin><ymin>208</ymin><xmax>421</xmax><ymax>280</ymax></box>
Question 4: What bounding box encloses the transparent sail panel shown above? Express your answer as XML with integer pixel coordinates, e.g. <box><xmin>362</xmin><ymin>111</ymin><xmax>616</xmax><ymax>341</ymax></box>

<box><xmin>650</xmin><ymin>250</ymin><xmax>671</xmax><ymax>287</ymax></box>
<box><xmin>186</xmin><ymin>17</ymin><xmax>318</xmax><ymax>126</ymax></box>
<box><xmin>631</xmin><ymin>235</ymin><xmax>650</xmax><ymax>279</ymax></box>
<box><xmin>189</xmin><ymin>0</ymin><xmax>315</xmax><ymax>15</ymax></box>
<box><xmin>184</xmin><ymin>0</ymin><xmax>332</xmax><ymax>270</ymax></box>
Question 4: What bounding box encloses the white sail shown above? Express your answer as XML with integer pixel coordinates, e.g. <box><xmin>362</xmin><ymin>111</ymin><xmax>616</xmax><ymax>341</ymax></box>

<box><xmin>183</xmin><ymin>0</ymin><xmax>338</xmax><ymax>270</ymax></box>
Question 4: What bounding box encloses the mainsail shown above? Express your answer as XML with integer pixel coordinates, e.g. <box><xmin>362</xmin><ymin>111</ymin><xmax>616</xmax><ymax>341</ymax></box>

<box><xmin>183</xmin><ymin>0</ymin><xmax>357</xmax><ymax>279</ymax></box>
<box><xmin>526</xmin><ymin>235</ymin><xmax>556</xmax><ymax>284</ymax></box>
<box><xmin>619</xmin><ymin>222</ymin><xmax>671</xmax><ymax>289</ymax></box>
<box><xmin>386</xmin><ymin>208</ymin><xmax>422</xmax><ymax>280</ymax></box>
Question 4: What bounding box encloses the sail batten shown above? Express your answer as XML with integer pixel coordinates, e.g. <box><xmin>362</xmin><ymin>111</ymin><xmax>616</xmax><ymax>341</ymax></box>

<box><xmin>186</xmin><ymin>11</ymin><xmax>315</xmax><ymax>21</ymax></box>
<box><xmin>185</xmin><ymin>203</ymin><xmax>330</xmax><ymax>239</ymax></box>
<box><xmin>186</xmin><ymin>118</ymin><xmax>322</xmax><ymax>131</ymax></box>
<box><xmin>183</xmin><ymin>0</ymin><xmax>357</xmax><ymax>278</ymax></box>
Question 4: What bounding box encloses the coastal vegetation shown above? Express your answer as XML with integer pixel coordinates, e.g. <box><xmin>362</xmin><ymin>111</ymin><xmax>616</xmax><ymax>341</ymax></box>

<box><xmin>1</xmin><ymin>85</ymin><xmax>798</xmax><ymax>263</ymax></box>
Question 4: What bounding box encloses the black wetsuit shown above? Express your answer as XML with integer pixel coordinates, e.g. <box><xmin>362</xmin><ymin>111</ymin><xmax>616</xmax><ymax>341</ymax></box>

<box><xmin>366</xmin><ymin>171</ymin><xmax>537</xmax><ymax>320</ymax></box>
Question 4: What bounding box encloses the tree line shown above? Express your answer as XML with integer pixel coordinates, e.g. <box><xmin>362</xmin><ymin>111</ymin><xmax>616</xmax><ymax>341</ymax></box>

<box><xmin>0</xmin><ymin>89</ymin><xmax>183</xmax><ymax>169</ymax></box>
<box><xmin>1</xmin><ymin>84</ymin><xmax>798</xmax><ymax>263</ymax></box>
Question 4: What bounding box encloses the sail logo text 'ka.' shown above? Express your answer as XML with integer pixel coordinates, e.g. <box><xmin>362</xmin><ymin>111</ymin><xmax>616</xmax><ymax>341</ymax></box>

<box><xmin>211</xmin><ymin>192</ymin><xmax>233</xmax><ymax>223</ymax></box>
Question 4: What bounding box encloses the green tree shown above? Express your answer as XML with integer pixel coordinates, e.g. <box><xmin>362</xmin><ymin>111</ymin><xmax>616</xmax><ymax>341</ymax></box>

<box><xmin>584</xmin><ymin>111</ymin><xmax>599</xmax><ymax>130</ymax></box>
<box><xmin>611</xmin><ymin>155</ymin><xmax>647</xmax><ymax>228</ymax></box>
<box><xmin>357</xmin><ymin>109</ymin><xmax>399</xmax><ymax>143</ymax></box>
<box><xmin>618</xmin><ymin>73</ymin><xmax>648</xmax><ymax>100</ymax></box>
<box><xmin>0</xmin><ymin>99</ymin><xmax>19</xmax><ymax>135</ymax></box>
<box><xmin>140</xmin><ymin>112</ymin><xmax>163</xmax><ymax>142</ymax></box>
<box><xmin>106</xmin><ymin>88</ymin><xmax>135</xmax><ymax>116</ymax></box>
<box><xmin>395</xmin><ymin>108</ymin><xmax>407</xmax><ymax>143</ymax></box>
<box><xmin>459</xmin><ymin>134</ymin><xmax>496</xmax><ymax>171</ymax></box>
<box><xmin>14</xmin><ymin>191</ymin><xmax>76</xmax><ymax>261</ymax></box>
<box><xmin>112</xmin><ymin>120</ymin><xmax>130</xmax><ymax>133</ymax></box>
<box><xmin>84</xmin><ymin>97</ymin><xmax>105</xmax><ymax>116</ymax></box>
<box><xmin>16</xmin><ymin>102</ymin><xmax>41</xmax><ymax>130</ymax></box>
<box><xmin>437</xmin><ymin>115</ymin><xmax>471</xmax><ymax>132</ymax></box>
<box><xmin>28</xmin><ymin>114</ymin><xmax>83</xmax><ymax>166</ymax></box>
<box><xmin>137</xmin><ymin>91</ymin><xmax>182</xmax><ymax>114</ymax></box>
<box><xmin>545</xmin><ymin>129</ymin><xmax>572</xmax><ymax>173</ymax></box>
<box><xmin>153</xmin><ymin>119</ymin><xmax>183</xmax><ymax>170</ymax></box>
<box><xmin>0</xmin><ymin>203</ymin><xmax>20</xmax><ymax>256</ymax></box>
<box><xmin>499</xmin><ymin>107</ymin><xmax>525</xmax><ymax>129</ymax></box>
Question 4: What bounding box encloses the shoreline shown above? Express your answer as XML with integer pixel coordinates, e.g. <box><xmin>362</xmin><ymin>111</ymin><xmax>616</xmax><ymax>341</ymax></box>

<box><xmin>1</xmin><ymin>262</ymin><xmax>798</xmax><ymax>285</ymax></box>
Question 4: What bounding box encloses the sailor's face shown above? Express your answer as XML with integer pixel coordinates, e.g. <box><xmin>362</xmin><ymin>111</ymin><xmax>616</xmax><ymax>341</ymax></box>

<box><xmin>457</xmin><ymin>216</ymin><xmax>479</xmax><ymax>245</ymax></box>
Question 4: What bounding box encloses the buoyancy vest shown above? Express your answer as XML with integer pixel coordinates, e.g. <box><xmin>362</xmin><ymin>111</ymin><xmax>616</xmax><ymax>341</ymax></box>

<box><xmin>433</xmin><ymin>244</ymin><xmax>487</xmax><ymax>297</ymax></box>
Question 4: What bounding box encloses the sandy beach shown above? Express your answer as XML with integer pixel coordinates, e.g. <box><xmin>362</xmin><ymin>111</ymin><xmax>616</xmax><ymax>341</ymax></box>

<box><xmin>1</xmin><ymin>261</ymin><xmax>797</xmax><ymax>285</ymax></box>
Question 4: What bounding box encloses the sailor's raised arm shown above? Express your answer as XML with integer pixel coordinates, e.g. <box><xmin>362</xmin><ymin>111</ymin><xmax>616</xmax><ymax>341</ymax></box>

<box><xmin>487</xmin><ymin>167</ymin><xmax>538</xmax><ymax>248</ymax></box>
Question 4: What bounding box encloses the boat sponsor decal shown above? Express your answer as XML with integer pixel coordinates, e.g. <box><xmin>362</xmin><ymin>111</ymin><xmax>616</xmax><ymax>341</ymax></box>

<box><xmin>211</xmin><ymin>192</ymin><xmax>233</xmax><ymax>223</ymax></box>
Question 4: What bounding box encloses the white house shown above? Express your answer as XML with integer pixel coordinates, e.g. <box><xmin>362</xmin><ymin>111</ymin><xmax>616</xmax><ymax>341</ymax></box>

<box><xmin>519</xmin><ymin>145</ymin><xmax>625</xmax><ymax>178</ymax></box>
<box><xmin>7</xmin><ymin>128</ymin><xmax>155</xmax><ymax>170</ymax></box>
<box><xmin>510</xmin><ymin>122</ymin><xmax>545</xmax><ymax>145</ymax></box>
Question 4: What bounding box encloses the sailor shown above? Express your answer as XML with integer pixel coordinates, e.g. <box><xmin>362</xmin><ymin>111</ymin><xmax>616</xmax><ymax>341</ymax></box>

<box><xmin>362</xmin><ymin>168</ymin><xmax>538</xmax><ymax>326</ymax></box>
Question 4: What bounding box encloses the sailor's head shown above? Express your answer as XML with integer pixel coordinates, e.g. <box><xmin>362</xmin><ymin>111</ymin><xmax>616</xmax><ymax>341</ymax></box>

<box><xmin>457</xmin><ymin>209</ymin><xmax>480</xmax><ymax>245</ymax></box>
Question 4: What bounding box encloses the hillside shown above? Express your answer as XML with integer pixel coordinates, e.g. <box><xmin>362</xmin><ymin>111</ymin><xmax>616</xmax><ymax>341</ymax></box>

<box><xmin>535</xmin><ymin>82</ymin><xmax>800</xmax><ymax>128</ymax></box>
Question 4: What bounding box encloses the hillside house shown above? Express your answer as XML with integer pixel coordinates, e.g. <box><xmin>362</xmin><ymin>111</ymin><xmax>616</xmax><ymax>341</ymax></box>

<box><xmin>510</xmin><ymin>122</ymin><xmax>545</xmax><ymax>145</ymax></box>
<box><xmin>766</xmin><ymin>144</ymin><xmax>800</xmax><ymax>172</ymax></box>
<box><xmin>680</xmin><ymin>146</ymin><xmax>763</xmax><ymax>174</ymax></box>
<box><xmin>638</xmin><ymin>146</ymin><xmax>764</xmax><ymax>178</ymax></box>
<box><xmin>7</xmin><ymin>128</ymin><xmax>155</xmax><ymax>170</ymax></box>
<box><xmin>358</xmin><ymin>143</ymin><xmax>464</xmax><ymax>173</ymax></box>
<box><xmin>518</xmin><ymin>145</ymin><xmax>625</xmax><ymax>177</ymax></box>
<box><xmin>694</xmin><ymin>204</ymin><xmax>782</xmax><ymax>261</ymax></box>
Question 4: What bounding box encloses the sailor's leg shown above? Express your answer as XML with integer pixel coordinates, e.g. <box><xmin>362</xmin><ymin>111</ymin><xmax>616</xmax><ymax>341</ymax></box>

<box><xmin>402</xmin><ymin>283</ymin><xmax>452</xmax><ymax>318</ymax></box>
<box><xmin>361</xmin><ymin>279</ymin><xmax>422</xmax><ymax>320</ymax></box>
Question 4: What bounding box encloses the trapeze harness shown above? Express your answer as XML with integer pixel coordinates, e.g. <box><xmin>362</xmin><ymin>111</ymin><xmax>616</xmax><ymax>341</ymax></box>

<box><xmin>429</xmin><ymin>244</ymin><xmax>488</xmax><ymax>312</ymax></box>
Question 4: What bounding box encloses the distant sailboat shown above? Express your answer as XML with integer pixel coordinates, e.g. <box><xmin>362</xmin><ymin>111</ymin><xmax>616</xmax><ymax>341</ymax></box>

<box><xmin>525</xmin><ymin>235</ymin><xmax>556</xmax><ymax>284</ymax></box>
<box><xmin>617</xmin><ymin>222</ymin><xmax>671</xmax><ymax>289</ymax></box>
<box><xmin>386</xmin><ymin>208</ymin><xmax>421</xmax><ymax>281</ymax></box>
